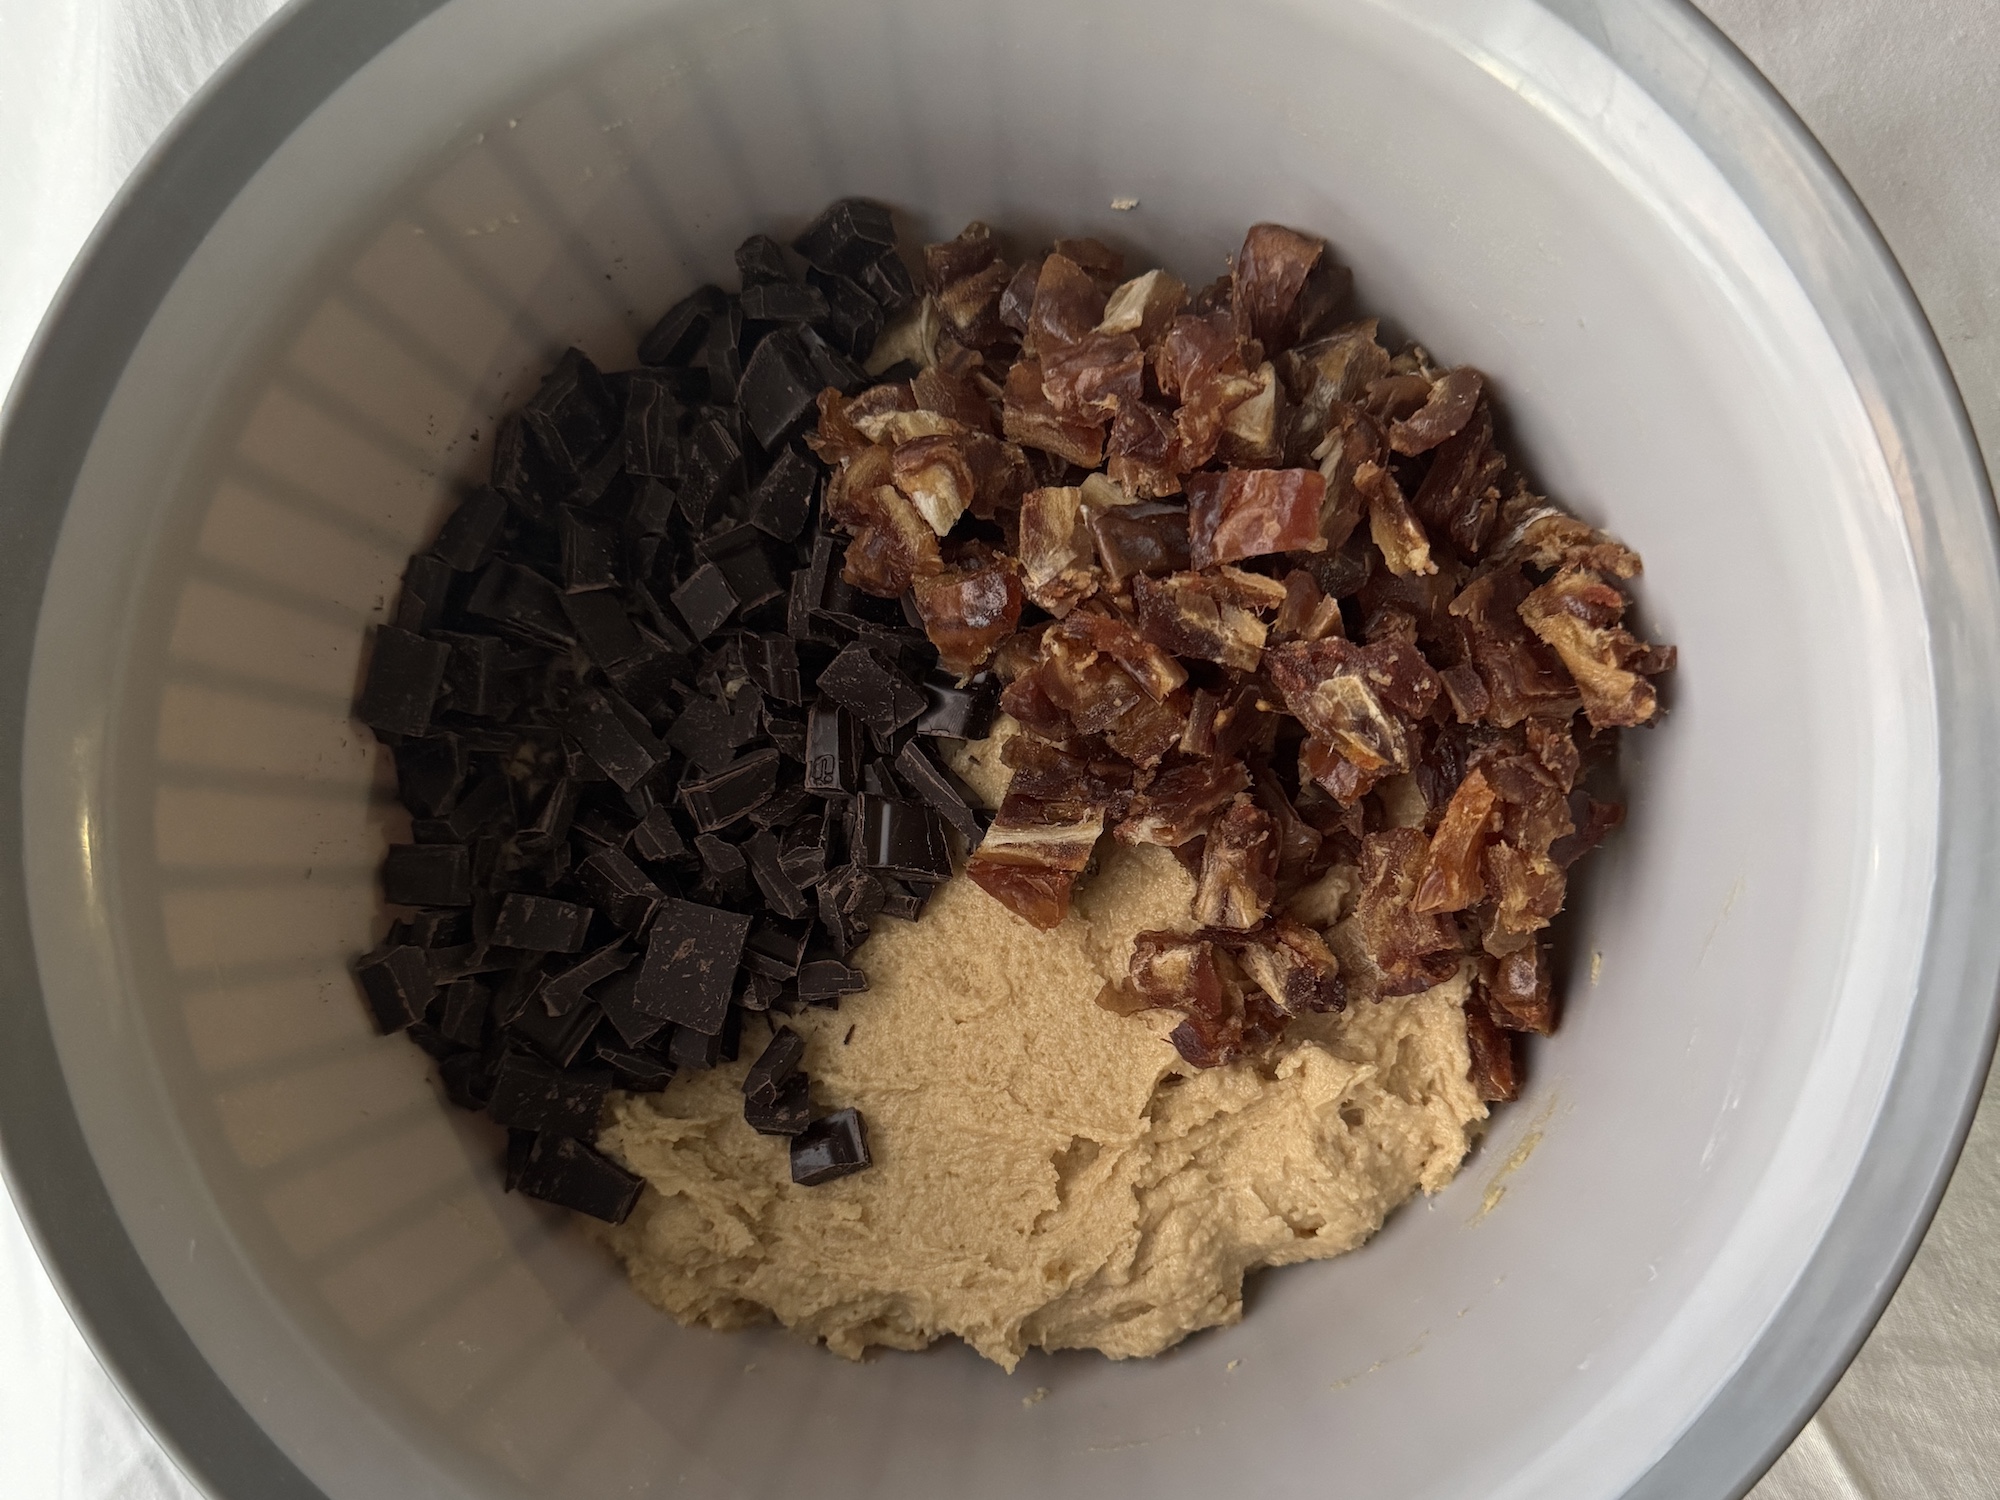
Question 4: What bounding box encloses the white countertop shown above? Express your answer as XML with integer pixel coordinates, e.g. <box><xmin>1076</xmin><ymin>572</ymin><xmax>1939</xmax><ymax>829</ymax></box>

<box><xmin>1</xmin><ymin>1</ymin><xmax>1995</xmax><ymax>1495</ymax></box>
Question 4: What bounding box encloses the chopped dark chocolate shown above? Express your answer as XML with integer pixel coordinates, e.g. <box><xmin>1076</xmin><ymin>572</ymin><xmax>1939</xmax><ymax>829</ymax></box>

<box><xmin>394</xmin><ymin>553</ymin><xmax>453</xmax><ymax>633</ymax></box>
<box><xmin>679</xmin><ymin>749</ymin><xmax>781</xmax><ymax>832</ymax></box>
<box><xmin>748</xmin><ymin>447</ymin><xmax>818</xmax><ymax>542</ymax></box>
<box><xmin>736</xmin><ymin>233</ymin><xmax>792</xmax><ymax>287</ymax></box>
<box><xmin>744</xmin><ymin>1025</ymin><xmax>806</xmax><ymax>1099</ymax></box>
<box><xmin>539</xmin><ymin>942</ymin><xmax>634</xmax><ymax>1016</ymax></box>
<box><xmin>575</xmin><ymin>847</ymin><xmax>664</xmax><ymax>933</ymax></box>
<box><xmin>804</xmin><ymin>700</ymin><xmax>863</xmax><ymax>796</ymax></box>
<box><xmin>392</xmin><ymin>734</ymin><xmax>466</xmax><ymax>819</ymax></box>
<box><xmin>467</xmin><ymin>561</ymin><xmax>574</xmax><ymax>645</ymax></box>
<box><xmin>913</xmin><ymin>670</ymin><xmax>1000</xmax><ymax>740</ymax></box>
<box><xmin>487</xmin><ymin>1051</ymin><xmax>610</xmax><ymax>1138</ymax></box>
<box><xmin>627</xmin><ymin>805</ymin><xmax>691</xmax><ymax>864</ymax></box>
<box><xmin>878</xmin><ymin>878</ymin><xmax>934</xmax><ymax>922</ymax></box>
<box><xmin>354</xmin><ymin>944</ymin><xmax>434</xmax><ymax>1034</ymax></box>
<box><xmin>816</xmin><ymin>643</ymin><xmax>927</xmax><ymax>735</ymax></box>
<box><xmin>435</xmin><ymin>979</ymin><xmax>489</xmax><ymax>1048</ymax></box>
<box><xmin>745</xmin><ymin>1070</ymin><xmax>812</xmax><ymax>1135</ymax></box>
<box><xmin>510</xmin><ymin>1132</ymin><xmax>644</xmax><ymax>1223</ymax></box>
<box><xmin>596</xmin><ymin>966</ymin><xmax>668</xmax><ymax>1049</ymax></box>
<box><xmin>741</xmin><ymin>280</ymin><xmax>828</xmax><ymax>323</ymax></box>
<box><xmin>634</xmin><ymin>898</ymin><xmax>752</xmax><ymax>1033</ymax></box>
<box><xmin>381</xmin><ymin>843</ymin><xmax>473</xmax><ymax>908</ymax></box>
<box><xmin>745</xmin><ymin>829</ymin><xmax>811</xmax><ymax>920</ymax></box>
<box><xmin>522</xmin><ymin>348</ymin><xmax>616</xmax><ymax>473</ymax></box>
<box><xmin>893</xmin><ymin>739</ymin><xmax>983</xmax><ymax>846</ymax></box>
<box><xmin>858</xmin><ymin>795</ymin><xmax>952</xmax><ymax>883</ymax></box>
<box><xmin>694</xmin><ymin>832</ymin><xmax>753</xmax><ymax>901</ymax></box>
<box><xmin>816</xmin><ymin>862</ymin><xmax>884</xmax><ymax>955</ymax></box>
<box><xmin>504</xmin><ymin>995</ymin><xmax>603</xmax><ymax>1067</ymax></box>
<box><xmin>703</xmin><ymin>299</ymin><xmax>746</xmax><ymax>403</ymax></box>
<box><xmin>792</xmin><ymin>198</ymin><xmax>898</xmax><ymax>278</ymax></box>
<box><xmin>668</xmin><ymin>1022</ymin><xmax>724</xmax><ymax>1070</ymax></box>
<box><xmin>671</xmin><ymin>562</ymin><xmax>738</xmax><ymax>642</ymax></box>
<box><xmin>790</xmin><ymin>1107</ymin><xmax>871</xmax><ymax>1186</ymax></box>
<box><xmin>596</xmin><ymin>1044</ymin><xmax>674</xmax><ymax>1093</ymax></box>
<box><xmin>356</xmin><ymin>627</ymin><xmax>451</xmax><ymax>737</ymax></box>
<box><xmin>739</xmin><ymin>327</ymin><xmax>824</xmax><ymax>451</ymax></box>
<box><xmin>489</xmin><ymin>893</ymin><xmax>594</xmax><ymax>953</ymax></box>
<box><xmin>560</xmin><ymin>589</ymin><xmax>644</xmax><ymax>669</ymax></box>
<box><xmin>796</xmin><ymin>958</ymin><xmax>867</xmax><ymax>1003</ymax></box>
<box><xmin>567</xmin><ymin>688</ymin><xmax>667</xmax><ymax>791</ymax></box>
<box><xmin>429</xmin><ymin>486</ymin><xmax>509</xmax><ymax>572</ymax></box>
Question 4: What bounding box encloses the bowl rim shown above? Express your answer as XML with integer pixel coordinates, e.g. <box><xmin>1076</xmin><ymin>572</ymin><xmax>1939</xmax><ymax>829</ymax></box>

<box><xmin>1</xmin><ymin>2</ymin><xmax>1995</xmax><ymax>1497</ymax></box>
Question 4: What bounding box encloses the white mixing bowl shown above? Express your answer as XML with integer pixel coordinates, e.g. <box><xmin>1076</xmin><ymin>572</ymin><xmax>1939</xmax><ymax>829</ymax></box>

<box><xmin>3</xmin><ymin>1</ymin><xmax>1997</xmax><ymax>1497</ymax></box>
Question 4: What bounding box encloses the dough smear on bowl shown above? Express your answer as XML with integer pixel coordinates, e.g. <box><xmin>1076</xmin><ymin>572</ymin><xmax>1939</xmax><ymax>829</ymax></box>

<box><xmin>596</xmin><ymin>730</ymin><xmax>1483</xmax><ymax>1370</ymax></box>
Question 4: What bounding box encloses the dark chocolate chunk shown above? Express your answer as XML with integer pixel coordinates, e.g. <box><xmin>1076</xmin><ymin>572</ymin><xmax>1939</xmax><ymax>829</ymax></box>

<box><xmin>564</xmin><ymin>436</ymin><xmax>625</xmax><ymax>509</ymax></box>
<box><xmin>665</xmin><ymin>692</ymin><xmax>742</xmax><ymax>775</ymax></box>
<box><xmin>859</xmin><ymin>250</ymin><xmax>918</xmax><ymax>314</ymax></box>
<box><xmin>560</xmin><ymin>588</ymin><xmax>644</xmax><ymax>669</ymax></box>
<box><xmin>634</xmin><ymin>898</ymin><xmax>752</xmax><ymax>1033</ymax></box>
<box><xmin>567</xmin><ymin>688</ymin><xmax>666</xmax><ymax>791</ymax></box>
<box><xmin>738</xmin><ymin>970</ymin><xmax>788</xmax><ymax>1011</ymax></box>
<box><xmin>506</xmin><ymin>996</ymin><xmax>604</xmax><ymax>1068</ymax></box>
<box><xmin>356</xmin><ymin>627</ymin><xmax>451</xmax><ymax>737</ymax></box>
<box><xmin>806</xmin><ymin>268</ymin><xmax>884</xmax><ymax>359</ymax></box>
<box><xmin>744</xmin><ymin>829</ymin><xmax>810</xmax><ymax>920</ymax></box>
<box><xmin>893</xmin><ymin>739</ymin><xmax>984</xmax><ymax>847</ymax></box>
<box><xmin>626</xmin><ymin>477</ymin><xmax>678</xmax><ymax>538</ymax></box>
<box><xmin>430</xmin><ymin>486</ymin><xmax>509</xmax><ymax>572</ymax></box>
<box><xmin>394</xmin><ymin>553</ymin><xmax>454</xmax><ymax>633</ymax></box>
<box><xmin>437</xmin><ymin>633</ymin><xmax>509</xmax><ymax>719</ymax></box>
<box><xmin>704</xmin><ymin>299</ymin><xmax>745</xmax><ymax>403</ymax></box>
<box><xmin>857</xmin><ymin>795</ymin><xmax>952</xmax><ymax>883</ymax></box>
<box><xmin>439</xmin><ymin>772</ymin><xmax>513</xmax><ymax>841</ymax></box>
<box><xmin>596</xmin><ymin>966</ymin><xmax>668</xmax><ymax>1048</ymax></box>
<box><xmin>596</xmin><ymin>1044</ymin><xmax>674</xmax><ymax>1093</ymax></box>
<box><xmin>744</xmin><ymin>1070</ymin><xmax>811</xmax><ymax>1136</ymax></box>
<box><xmin>575</xmin><ymin>847</ymin><xmax>665</xmax><ymax>933</ymax></box>
<box><xmin>487</xmin><ymin>1051</ymin><xmax>610</xmax><ymax>1137</ymax></box>
<box><xmin>746</xmin><ymin>916</ymin><xmax>812</xmax><ymax>978</ymax></box>
<box><xmin>694</xmin><ymin>832</ymin><xmax>752</xmax><ymax>901</ymax></box>
<box><xmin>913</xmin><ymin>670</ymin><xmax>1000</xmax><ymax>740</ymax></box>
<box><xmin>436</xmin><ymin>979</ymin><xmax>490</xmax><ymax>1048</ymax></box>
<box><xmin>815</xmin><ymin>863</ymin><xmax>884</xmax><ymax>956</ymax></box>
<box><xmin>639</xmin><ymin>283</ymin><xmax>725</xmax><ymax>367</ymax></box>
<box><xmin>622</xmin><ymin>374</ymin><xmax>683</xmax><ymax>479</ymax></box>
<box><xmin>790</xmin><ymin>1107</ymin><xmax>871</xmax><ymax>1185</ymax></box>
<box><xmin>667</xmin><ymin>1024</ymin><xmax>722</xmax><ymax>1071</ymax></box>
<box><xmin>439</xmin><ymin>1051</ymin><xmax>494</xmax><ymax>1111</ymax></box>
<box><xmin>560</xmin><ymin>509</ymin><xmax>621</xmax><ymax>593</ymax></box>
<box><xmin>393</xmin><ymin>734</ymin><xmax>466</xmax><ymax>818</ymax></box>
<box><xmin>521</xmin><ymin>348</ymin><xmax>616</xmax><ymax>472</ymax></box>
<box><xmin>679</xmin><ymin>416</ymin><xmax>744</xmax><ymax>528</ymax></box>
<box><xmin>743</xmin><ymin>633</ymin><xmax>803</xmax><ymax>706</ymax></box>
<box><xmin>795</xmin><ymin>325</ymin><xmax>868</xmax><ymax>396</ymax></box>
<box><xmin>516</xmin><ymin>776</ymin><xmax>579</xmax><ymax>854</ymax></box>
<box><xmin>804</xmin><ymin>700</ymin><xmax>862</xmax><ymax>796</ymax></box>
<box><xmin>740</xmin><ymin>280</ymin><xmax>828</xmax><ymax>323</ymax></box>
<box><xmin>381</xmin><ymin>843</ymin><xmax>473</xmax><ymax>907</ymax></box>
<box><xmin>878</xmin><ymin>878</ymin><xmax>932</xmax><ymax>922</ymax></box>
<box><xmin>744</xmin><ymin>1024</ymin><xmax>806</xmax><ymax>1099</ymax></box>
<box><xmin>860</xmin><ymin>761</ymin><xmax>901</xmax><ymax>799</ymax></box>
<box><xmin>467</xmin><ymin>561</ymin><xmax>574</xmax><ymax>645</ymax></box>
<box><xmin>354</xmin><ymin>944</ymin><xmax>434</xmax><ymax>1034</ymax></box>
<box><xmin>749</xmin><ymin>783</ymin><xmax>812</xmax><ymax>830</ymax></box>
<box><xmin>747</xmin><ymin>447</ymin><xmax>818</xmax><ymax>542</ymax></box>
<box><xmin>735</xmin><ymin>233</ymin><xmax>793</xmax><ymax>288</ymax></box>
<box><xmin>816</xmin><ymin>643</ymin><xmax>926</xmax><ymax>735</ymax></box>
<box><xmin>679</xmin><ymin>749</ymin><xmax>781</xmax><ymax>832</ymax></box>
<box><xmin>489</xmin><ymin>893</ymin><xmax>594</xmax><ymax>953</ymax></box>
<box><xmin>778</xmin><ymin>819</ymin><xmax>829</xmax><ymax>890</ymax></box>
<box><xmin>511</xmin><ymin>1132</ymin><xmax>644</xmax><ymax>1223</ymax></box>
<box><xmin>792</xmin><ymin>198</ymin><xmax>898</xmax><ymax>279</ymax></box>
<box><xmin>627</xmin><ymin>805</ymin><xmax>690</xmax><ymax>864</ymax></box>
<box><xmin>796</xmin><ymin>958</ymin><xmax>867</xmax><ymax>1003</ymax></box>
<box><xmin>671</xmin><ymin>563</ymin><xmax>738</xmax><ymax>642</ymax></box>
<box><xmin>539</xmin><ymin>942</ymin><xmax>635</xmax><ymax>1016</ymax></box>
<box><xmin>738</xmin><ymin>328</ymin><xmax>822</xmax><ymax>451</ymax></box>
<box><xmin>707</xmin><ymin>540</ymin><xmax>787</xmax><ymax>618</ymax></box>
<box><xmin>405</xmin><ymin>908</ymin><xmax>472</xmax><ymax>948</ymax></box>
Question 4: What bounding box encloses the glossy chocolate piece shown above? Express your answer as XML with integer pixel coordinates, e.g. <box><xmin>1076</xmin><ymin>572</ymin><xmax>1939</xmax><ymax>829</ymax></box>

<box><xmin>693</xmin><ymin>833</ymin><xmax>753</xmax><ymax>902</ymax></box>
<box><xmin>912</xmin><ymin>670</ymin><xmax>1000</xmax><ymax>740</ymax></box>
<box><xmin>748</xmin><ymin>447</ymin><xmax>818</xmax><ymax>542</ymax></box>
<box><xmin>540</xmin><ymin>942</ymin><xmax>636</xmax><ymax>1018</ymax></box>
<box><xmin>744</xmin><ymin>1071</ymin><xmax>811</xmax><ymax>1136</ymax></box>
<box><xmin>560</xmin><ymin>509</ymin><xmax>621</xmax><ymax>593</ymax></box>
<box><xmin>816</xmin><ymin>643</ymin><xmax>926</xmax><ymax>735</ymax></box>
<box><xmin>510</xmin><ymin>1132</ymin><xmax>644</xmax><ymax>1223</ymax></box>
<box><xmin>596</xmin><ymin>1044</ymin><xmax>674</xmax><ymax>1093</ymax></box>
<box><xmin>634</xmin><ymin>898</ymin><xmax>751</xmax><ymax>1034</ymax></box>
<box><xmin>467</xmin><ymin>561</ymin><xmax>574</xmax><ymax>645</ymax></box>
<box><xmin>595</xmin><ymin>966</ymin><xmax>668</xmax><ymax>1049</ymax></box>
<box><xmin>893</xmin><ymin>739</ymin><xmax>983</xmax><ymax>847</ymax></box>
<box><xmin>792</xmin><ymin>198</ymin><xmax>897</xmax><ymax>278</ymax></box>
<box><xmin>487</xmin><ymin>1052</ymin><xmax>610</xmax><ymax>1137</ymax></box>
<box><xmin>740</xmin><ymin>280</ymin><xmax>828</xmax><ymax>323</ymax></box>
<box><xmin>671</xmin><ymin>562</ymin><xmax>738</xmax><ymax>642</ymax></box>
<box><xmin>567</xmin><ymin>688</ymin><xmax>666</xmax><ymax>792</ymax></box>
<box><xmin>790</xmin><ymin>1106</ymin><xmax>871</xmax><ymax>1185</ymax></box>
<box><xmin>627</xmin><ymin>805</ymin><xmax>690</xmax><ymax>864</ymax></box>
<box><xmin>381</xmin><ymin>843</ymin><xmax>473</xmax><ymax>907</ymax></box>
<box><xmin>738</xmin><ymin>328</ymin><xmax>823</xmax><ymax>451</ymax></box>
<box><xmin>858</xmin><ymin>795</ymin><xmax>952</xmax><ymax>883</ymax></box>
<box><xmin>354</xmin><ymin>943</ymin><xmax>434</xmax><ymax>1034</ymax></box>
<box><xmin>796</xmin><ymin>958</ymin><xmax>866</xmax><ymax>1003</ymax></box>
<box><xmin>429</xmin><ymin>486</ymin><xmax>508</xmax><ymax>572</ymax></box>
<box><xmin>356</xmin><ymin>626</ymin><xmax>451</xmax><ymax>737</ymax></box>
<box><xmin>679</xmin><ymin>749</ymin><xmax>780</xmax><ymax>832</ymax></box>
<box><xmin>575</xmin><ymin>848</ymin><xmax>664</xmax><ymax>934</ymax></box>
<box><xmin>744</xmin><ymin>1025</ymin><xmax>805</xmax><ymax>1099</ymax></box>
<box><xmin>622</xmin><ymin>374</ymin><xmax>682</xmax><ymax>479</ymax></box>
<box><xmin>803</xmin><ymin>700</ymin><xmax>862</xmax><ymax>796</ymax></box>
<box><xmin>489</xmin><ymin>893</ymin><xmax>594</xmax><ymax>953</ymax></box>
<box><xmin>639</xmin><ymin>283</ymin><xmax>725</xmax><ymax>366</ymax></box>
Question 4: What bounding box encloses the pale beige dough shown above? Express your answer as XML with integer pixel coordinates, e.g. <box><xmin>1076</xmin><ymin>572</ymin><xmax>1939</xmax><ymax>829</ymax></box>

<box><xmin>594</xmin><ymin>803</ymin><xmax>1485</xmax><ymax>1370</ymax></box>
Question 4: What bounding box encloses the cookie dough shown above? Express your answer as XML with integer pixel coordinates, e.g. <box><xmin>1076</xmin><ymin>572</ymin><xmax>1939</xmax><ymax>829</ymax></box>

<box><xmin>595</xmin><ymin>822</ymin><xmax>1484</xmax><ymax>1371</ymax></box>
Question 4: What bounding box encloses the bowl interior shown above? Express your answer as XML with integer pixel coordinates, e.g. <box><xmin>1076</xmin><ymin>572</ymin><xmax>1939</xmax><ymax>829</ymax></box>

<box><xmin>19</xmin><ymin>0</ymin><xmax>1939</xmax><ymax>1496</ymax></box>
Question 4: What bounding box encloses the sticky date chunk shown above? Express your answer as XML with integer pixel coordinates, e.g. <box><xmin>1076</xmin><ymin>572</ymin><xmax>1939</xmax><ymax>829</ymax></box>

<box><xmin>1103</xmin><ymin>930</ymin><xmax>1290</xmax><ymax>1069</ymax></box>
<box><xmin>1411</xmin><ymin>766</ymin><xmax>1498</xmax><ymax>914</ymax></box>
<box><xmin>1132</xmin><ymin>571</ymin><xmax>1273</xmax><ymax>673</ymax></box>
<box><xmin>1268</xmin><ymin>636</ymin><xmax>1438</xmax><ymax>801</ymax></box>
<box><xmin>965</xmin><ymin>800</ymin><xmax>1105</xmax><ymax>930</ymax></box>
<box><xmin>1354</xmin><ymin>828</ymin><xmax>1465</xmax><ymax>995</ymax></box>
<box><xmin>1484</xmin><ymin>941</ymin><xmax>1556</xmax><ymax>1035</ymax></box>
<box><xmin>1517</xmin><ymin>566</ymin><xmax>1671</xmax><ymax>730</ymax></box>
<box><xmin>1463</xmin><ymin>996</ymin><xmax>1522</xmax><ymax>1103</ymax></box>
<box><xmin>1193</xmin><ymin>795</ymin><xmax>1278</xmax><ymax>930</ymax></box>
<box><xmin>1017</xmin><ymin>486</ymin><xmax>1100</xmax><ymax>616</ymax></box>
<box><xmin>1117</xmin><ymin>758</ymin><xmax>1251</xmax><ymax>847</ymax></box>
<box><xmin>912</xmin><ymin>559</ymin><xmax>1023</xmax><ymax>675</ymax></box>
<box><xmin>1186</xmin><ymin>469</ymin><xmax>1328</xmax><ymax>570</ymax></box>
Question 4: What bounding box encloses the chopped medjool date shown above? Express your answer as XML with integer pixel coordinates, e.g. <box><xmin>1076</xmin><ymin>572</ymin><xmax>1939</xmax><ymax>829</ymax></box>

<box><xmin>1464</xmin><ymin>996</ymin><xmax>1522</xmax><ymax>1102</ymax></box>
<box><xmin>790</xmin><ymin>1107</ymin><xmax>871</xmax><ymax>1185</ymax></box>
<box><xmin>1517</xmin><ymin>566</ymin><xmax>1670</xmax><ymax>729</ymax></box>
<box><xmin>1192</xmin><ymin>795</ymin><xmax>1279</xmax><ymax>930</ymax></box>
<box><xmin>912</xmin><ymin>561</ymin><xmax>1024</xmax><ymax>674</ymax></box>
<box><xmin>1186</xmin><ymin>468</ymin><xmax>1327</xmax><ymax>569</ymax></box>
